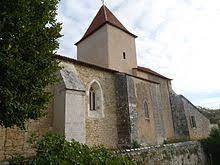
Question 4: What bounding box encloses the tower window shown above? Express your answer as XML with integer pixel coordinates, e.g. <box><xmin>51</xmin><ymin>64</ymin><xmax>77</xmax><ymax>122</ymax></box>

<box><xmin>123</xmin><ymin>52</ymin><xmax>126</xmax><ymax>59</ymax></box>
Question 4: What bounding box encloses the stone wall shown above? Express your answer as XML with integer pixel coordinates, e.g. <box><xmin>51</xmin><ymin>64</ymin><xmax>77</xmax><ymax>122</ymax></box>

<box><xmin>134</xmin><ymin>80</ymin><xmax>158</xmax><ymax>145</ymax></box>
<box><xmin>114</xmin><ymin>74</ymin><xmax>159</xmax><ymax>147</ymax></box>
<box><xmin>63</xmin><ymin>61</ymin><xmax>119</xmax><ymax>148</ymax></box>
<box><xmin>124</xmin><ymin>141</ymin><xmax>208</xmax><ymax>165</ymax></box>
<box><xmin>0</xmin><ymin>106</ymin><xmax>53</xmax><ymax>161</ymax></box>
<box><xmin>134</xmin><ymin>71</ymin><xmax>175</xmax><ymax>140</ymax></box>
<box><xmin>115</xmin><ymin>73</ymin><xmax>131</xmax><ymax>147</ymax></box>
<box><xmin>169</xmin><ymin>91</ymin><xmax>190</xmax><ymax>139</ymax></box>
<box><xmin>134</xmin><ymin>77</ymin><xmax>168</xmax><ymax>145</ymax></box>
<box><xmin>115</xmin><ymin>73</ymin><xmax>169</xmax><ymax>146</ymax></box>
<box><xmin>169</xmin><ymin>89</ymin><xmax>211</xmax><ymax>140</ymax></box>
<box><xmin>181</xmin><ymin>96</ymin><xmax>211</xmax><ymax>140</ymax></box>
<box><xmin>126</xmin><ymin>76</ymin><xmax>138</xmax><ymax>143</ymax></box>
<box><xmin>53</xmin><ymin>69</ymin><xmax>86</xmax><ymax>143</ymax></box>
<box><xmin>148</xmin><ymin>84</ymin><xmax>167</xmax><ymax>144</ymax></box>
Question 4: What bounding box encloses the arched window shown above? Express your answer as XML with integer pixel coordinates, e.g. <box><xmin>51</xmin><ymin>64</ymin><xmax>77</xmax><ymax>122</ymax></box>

<box><xmin>89</xmin><ymin>87</ymin><xmax>96</xmax><ymax>110</ymax></box>
<box><xmin>143</xmin><ymin>100</ymin><xmax>149</xmax><ymax>119</ymax></box>
<box><xmin>88</xmin><ymin>80</ymin><xmax>104</xmax><ymax>118</ymax></box>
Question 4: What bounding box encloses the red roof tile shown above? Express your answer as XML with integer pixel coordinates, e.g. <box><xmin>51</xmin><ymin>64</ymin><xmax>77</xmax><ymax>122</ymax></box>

<box><xmin>75</xmin><ymin>5</ymin><xmax>137</xmax><ymax>45</ymax></box>
<box><xmin>135</xmin><ymin>66</ymin><xmax>172</xmax><ymax>80</ymax></box>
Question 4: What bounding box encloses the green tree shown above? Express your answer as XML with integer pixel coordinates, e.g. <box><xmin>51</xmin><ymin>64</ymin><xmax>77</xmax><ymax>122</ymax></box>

<box><xmin>201</xmin><ymin>128</ymin><xmax>220</xmax><ymax>165</ymax></box>
<box><xmin>0</xmin><ymin>0</ymin><xmax>62</xmax><ymax>129</ymax></box>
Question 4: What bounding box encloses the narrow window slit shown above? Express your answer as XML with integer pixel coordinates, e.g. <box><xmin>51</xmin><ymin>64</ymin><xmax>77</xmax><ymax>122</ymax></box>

<box><xmin>123</xmin><ymin>52</ymin><xmax>126</xmax><ymax>59</ymax></box>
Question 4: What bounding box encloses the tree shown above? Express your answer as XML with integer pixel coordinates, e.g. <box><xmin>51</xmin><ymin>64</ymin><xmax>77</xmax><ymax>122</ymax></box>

<box><xmin>0</xmin><ymin>0</ymin><xmax>62</xmax><ymax>129</ymax></box>
<box><xmin>201</xmin><ymin>128</ymin><xmax>220</xmax><ymax>165</ymax></box>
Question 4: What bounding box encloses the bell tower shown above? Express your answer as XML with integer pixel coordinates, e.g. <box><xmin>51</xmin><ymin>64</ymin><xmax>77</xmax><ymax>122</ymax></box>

<box><xmin>75</xmin><ymin>5</ymin><xmax>137</xmax><ymax>74</ymax></box>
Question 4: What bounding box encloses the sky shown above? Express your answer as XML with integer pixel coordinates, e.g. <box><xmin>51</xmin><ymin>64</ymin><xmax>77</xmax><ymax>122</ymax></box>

<box><xmin>57</xmin><ymin>0</ymin><xmax>220</xmax><ymax>109</ymax></box>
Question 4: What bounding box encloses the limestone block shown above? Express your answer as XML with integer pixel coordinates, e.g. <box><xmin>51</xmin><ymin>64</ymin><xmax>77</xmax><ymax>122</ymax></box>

<box><xmin>0</xmin><ymin>139</ymin><xmax>4</xmax><ymax>150</ymax></box>
<box><xmin>38</xmin><ymin>127</ymin><xmax>49</xmax><ymax>137</ymax></box>
<box><xmin>0</xmin><ymin>126</ymin><xmax>6</xmax><ymax>137</ymax></box>
<box><xmin>0</xmin><ymin>151</ymin><xmax>5</xmax><ymax>161</ymax></box>
<box><xmin>65</xmin><ymin>90</ymin><xmax>86</xmax><ymax>143</ymax></box>
<box><xmin>38</xmin><ymin>117</ymin><xmax>51</xmax><ymax>130</ymax></box>
<box><xmin>12</xmin><ymin>145</ymin><xmax>23</xmax><ymax>152</ymax></box>
<box><xmin>23</xmin><ymin>149</ymin><xmax>36</xmax><ymax>159</ymax></box>
<box><xmin>4</xmin><ymin>139</ymin><xmax>12</xmax><ymax>148</ymax></box>
<box><xmin>12</xmin><ymin>138</ymin><xmax>24</xmax><ymax>147</ymax></box>
<box><xmin>23</xmin><ymin>132</ymin><xmax>32</xmax><ymax>150</ymax></box>
<box><xmin>0</xmin><ymin>129</ymin><xmax>5</xmax><ymax>150</ymax></box>
<box><xmin>6</xmin><ymin>128</ymin><xmax>24</xmax><ymax>141</ymax></box>
<box><xmin>60</xmin><ymin>69</ymin><xmax>85</xmax><ymax>91</ymax></box>
<box><xmin>28</xmin><ymin>120</ymin><xmax>39</xmax><ymax>133</ymax></box>
<box><xmin>4</xmin><ymin>145</ymin><xmax>24</xmax><ymax>160</ymax></box>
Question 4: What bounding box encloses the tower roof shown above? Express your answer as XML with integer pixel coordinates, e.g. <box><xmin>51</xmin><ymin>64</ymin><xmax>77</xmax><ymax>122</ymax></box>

<box><xmin>75</xmin><ymin>5</ymin><xmax>137</xmax><ymax>45</ymax></box>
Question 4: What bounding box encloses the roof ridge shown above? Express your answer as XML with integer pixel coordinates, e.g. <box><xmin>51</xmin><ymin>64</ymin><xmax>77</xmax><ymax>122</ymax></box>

<box><xmin>103</xmin><ymin>5</ymin><xmax>107</xmax><ymax>20</ymax></box>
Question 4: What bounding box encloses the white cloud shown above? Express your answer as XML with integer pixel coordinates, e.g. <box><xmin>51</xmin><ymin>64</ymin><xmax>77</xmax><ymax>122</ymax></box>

<box><xmin>196</xmin><ymin>97</ymin><xmax>220</xmax><ymax>109</ymax></box>
<box><xmin>57</xmin><ymin>0</ymin><xmax>220</xmax><ymax>109</ymax></box>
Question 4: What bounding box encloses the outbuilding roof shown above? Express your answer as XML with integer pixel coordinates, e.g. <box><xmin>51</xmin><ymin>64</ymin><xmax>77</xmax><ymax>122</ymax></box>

<box><xmin>135</xmin><ymin>66</ymin><xmax>172</xmax><ymax>80</ymax></box>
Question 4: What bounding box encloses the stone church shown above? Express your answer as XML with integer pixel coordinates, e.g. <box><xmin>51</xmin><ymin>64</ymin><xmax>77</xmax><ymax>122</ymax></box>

<box><xmin>53</xmin><ymin>5</ymin><xmax>211</xmax><ymax>148</ymax></box>
<box><xmin>0</xmin><ymin>5</ymin><xmax>213</xmax><ymax>161</ymax></box>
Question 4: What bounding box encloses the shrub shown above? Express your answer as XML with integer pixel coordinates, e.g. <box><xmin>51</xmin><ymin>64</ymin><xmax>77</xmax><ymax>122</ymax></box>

<box><xmin>163</xmin><ymin>137</ymin><xmax>190</xmax><ymax>144</ymax></box>
<box><xmin>131</xmin><ymin>140</ymin><xmax>141</xmax><ymax>149</ymax></box>
<box><xmin>33</xmin><ymin>133</ymin><xmax>135</xmax><ymax>165</ymax></box>
<box><xmin>201</xmin><ymin>128</ymin><xmax>220</xmax><ymax>165</ymax></box>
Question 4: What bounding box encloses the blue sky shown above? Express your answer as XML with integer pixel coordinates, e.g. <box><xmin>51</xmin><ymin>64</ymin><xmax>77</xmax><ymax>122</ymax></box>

<box><xmin>57</xmin><ymin>0</ymin><xmax>220</xmax><ymax>109</ymax></box>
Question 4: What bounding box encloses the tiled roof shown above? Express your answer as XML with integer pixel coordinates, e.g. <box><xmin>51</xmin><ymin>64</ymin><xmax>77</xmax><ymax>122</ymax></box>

<box><xmin>135</xmin><ymin>66</ymin><xmax>172</xmax><ymax>80</ymax></box>
<box><xmin>75</xmin><ymin>5</ymin><xmax>137</xmax><ymax>45</ymax></box>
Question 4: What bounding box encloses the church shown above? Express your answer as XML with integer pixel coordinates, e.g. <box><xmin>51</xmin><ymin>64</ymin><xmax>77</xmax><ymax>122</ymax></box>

<box><xmin>53</xmin><ymin>5</ymin><xmax>211</xmax><ymax>148</ymax></box>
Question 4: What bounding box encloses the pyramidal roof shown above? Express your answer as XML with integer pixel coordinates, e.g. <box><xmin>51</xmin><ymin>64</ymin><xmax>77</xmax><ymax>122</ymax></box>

<box><xmin>75</xmin><ymin>5</ymin><xmax>137</xmax><ymax>45</ymax></box>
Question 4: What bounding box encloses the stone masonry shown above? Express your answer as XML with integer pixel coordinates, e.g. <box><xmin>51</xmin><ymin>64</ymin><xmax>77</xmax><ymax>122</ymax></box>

<box><xmin>169</xmin><ymin>91</ymin><xmax>190</xmax><ymax>140</ymax></box>
<box><xmin>115</xmin><ymin>73</ymin><xmax>131</xmax><ymax>147</ymax></box>
<box><xmin>0</xmin><ymin>106</ymin><xmax>53</xmax><ymax>161</ymax></box>
<box><xmin>169</xmin><ymin>89</ymin><xmax>211</xmax><ymax>140</ymax></box>
<box><xmin>124</xmin><ymin>141</ymin><xmax>208</xmax><ymax>165</ymax></box>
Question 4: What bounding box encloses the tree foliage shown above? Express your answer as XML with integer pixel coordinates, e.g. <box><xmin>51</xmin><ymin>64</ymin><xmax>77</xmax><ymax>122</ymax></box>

<box><xmin>201</xmin><ymin>128</ymin><xmax>220</xmax><ymax>165</ymax></box>
<box><xmin>0</xmin><ymin>0</ymin><xmax>62</xmax><ymax>128</ymax></box>
<box><xmin>198</xmin><ymin>107</ymin><xmax>220</xmax><ymax>126</ymax></box>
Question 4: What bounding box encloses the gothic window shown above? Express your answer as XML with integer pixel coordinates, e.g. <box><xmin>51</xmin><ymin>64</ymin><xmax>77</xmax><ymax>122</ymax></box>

<box><xmin>143</xmin><ymin>100</ymin><xmax>149</xmax><ymax>119</ymax></box>
<box><xmin>190</xmin><ymin>116</ymin><xmax>197</xmax><ymax>128</ymax></box>
<box><xmin>89</xmin><ymin>87</ymin><xmax>96</xmax><ymax>110</ymax></box>
<box><xmin>88</xmin><ymin>80</ymin><xmax>104</xmax><ymax>118</ymax></box>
